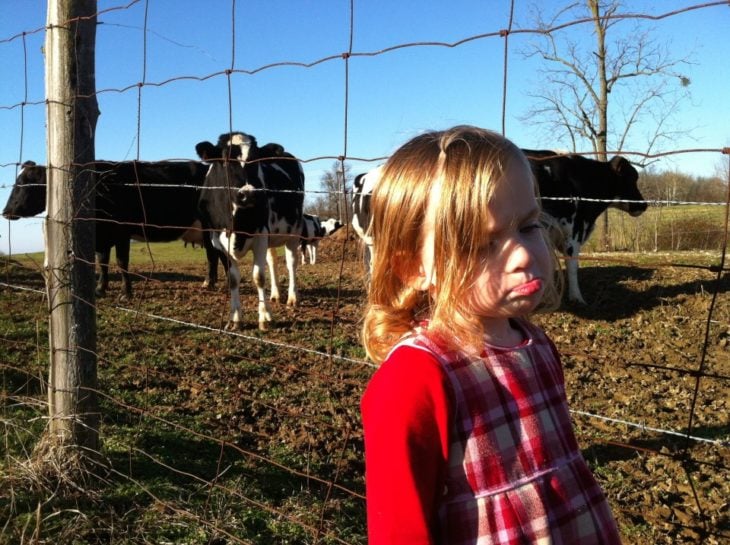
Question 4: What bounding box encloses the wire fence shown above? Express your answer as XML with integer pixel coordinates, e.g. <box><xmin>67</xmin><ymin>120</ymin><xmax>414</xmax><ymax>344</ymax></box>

<box><xmin>1</xmin><ymin>2</ymin><xmax>729</xmax><ymax>544</ymax></box>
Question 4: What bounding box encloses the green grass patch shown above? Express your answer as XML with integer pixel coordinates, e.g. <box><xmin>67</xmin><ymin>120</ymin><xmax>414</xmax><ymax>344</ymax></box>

<box><xmin>585</xmin><ymin>204</ymin><xmax>728</xmax><ymax>252</ymax></box>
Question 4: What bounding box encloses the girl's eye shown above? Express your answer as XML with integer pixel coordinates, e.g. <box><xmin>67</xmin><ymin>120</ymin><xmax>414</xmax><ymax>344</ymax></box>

<box><xmin>520</xmin><ymin>223</ymin><xmax>543</xmax><ymax>234</ymax></box>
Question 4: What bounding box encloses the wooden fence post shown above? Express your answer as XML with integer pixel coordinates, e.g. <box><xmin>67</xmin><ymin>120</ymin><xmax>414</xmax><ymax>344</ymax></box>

<box><xmin>43</xmin><ymin>0</ymin><xmax>100</xmax><ymax>459</ymax></box>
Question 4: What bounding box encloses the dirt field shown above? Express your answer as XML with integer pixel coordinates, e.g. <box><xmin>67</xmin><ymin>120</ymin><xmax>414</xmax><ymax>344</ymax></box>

<box><xmin>1</xmin><ymin>235</ymin><xmax>728</xmax><ymax>544</ymax></box>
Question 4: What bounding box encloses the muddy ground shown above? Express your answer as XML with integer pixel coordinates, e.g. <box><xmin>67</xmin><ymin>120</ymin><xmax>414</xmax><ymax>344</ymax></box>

<box><xmin>1</xmin><ymin>235</ymin><xmax>728</xmax><ymax>544</ymax></box>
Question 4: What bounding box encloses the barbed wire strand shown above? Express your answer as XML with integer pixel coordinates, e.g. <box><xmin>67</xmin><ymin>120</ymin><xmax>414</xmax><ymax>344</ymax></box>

<box><xmin>2</xmin><ymin>2</ymin><xmax>729</xmax><ymax>542</ymax></box>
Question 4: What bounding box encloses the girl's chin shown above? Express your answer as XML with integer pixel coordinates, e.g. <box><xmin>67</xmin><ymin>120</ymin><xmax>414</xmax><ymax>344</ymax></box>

<box><xmin>473</xmin><ymin>298</ymin><xmax>542</xmax><ymax>320</ymax></box>
<box><xmin>506</xmin><ymin>293</ymin><xmax>544</xmax><ymax>314</ymax></box>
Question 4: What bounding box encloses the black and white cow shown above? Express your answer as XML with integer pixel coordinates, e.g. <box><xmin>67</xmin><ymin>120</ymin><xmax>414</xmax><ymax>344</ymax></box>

<box><xmin>351</xmin><ymin>152</ymin><xmax>647</xmax><ymax>304</ymax></box>
<box><xmin>351</xmin><ymin>166</ymin><xmax>381</xmax><ymax>272</ymax></box>
<box><xmin>299</xmin><ymin>214</ymin><xmax>343</xmax><ymax>265</ymax></box>
<box><xmin>2</xmin><ymin>159</ymin><xmax>224</xmax><ymax>298</ymax></box>
<box><xmin>195</xmin><ymin>132</ymin><xmax>305</xmax><ymax>330</ymax></box>
<box><xmin>523</xmin><ymin>150</ymin><xmax>647</xmax><ymax>303</ymax></box>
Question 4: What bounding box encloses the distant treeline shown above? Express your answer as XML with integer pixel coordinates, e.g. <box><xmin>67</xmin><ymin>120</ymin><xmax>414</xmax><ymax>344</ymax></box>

<box><xmin>639</xmin><ymin>170</ymin><xmax>728</xmax><ymax>205</ymax></box>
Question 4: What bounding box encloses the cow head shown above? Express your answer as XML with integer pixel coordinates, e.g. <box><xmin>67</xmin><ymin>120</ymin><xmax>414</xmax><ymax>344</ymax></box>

<box><xmin>195</xmin><ymin>133</ymin><xmax>266</xmax><ymax>214</ymax></box>
<box><xmin>322</xmin><ymin>218</ymin><xmax>343</xmax><ymax>236</ymax></box>
<box><xmin>609</xmin><ymin>156</ymin><xmax>647</xmax><ymax>217</ymax></box>
<box><xmin>2</xmin><ymin>161</ymin><xmax>47</xmax><ymax>219</ymax></box>
<box><xmin>216</xmin><ymin>132</ymin><xmax>257</xmax><ymax>163</ymax></box>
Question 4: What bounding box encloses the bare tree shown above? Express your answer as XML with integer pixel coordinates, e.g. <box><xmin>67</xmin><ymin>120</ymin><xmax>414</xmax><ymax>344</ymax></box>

<box><xmin>522</xmin><ymin>0</ymin><xmax>692</xmax><ymax>165</ymax></box>
<box><xmin>309</xmin><ymin>161</ymin><xmax>351</xmax><ymax>221</ymax></box>
<box><xmin>521</xmin><ymin>1</ymin><xmax>693</xmax><ymax>247</ymax></box>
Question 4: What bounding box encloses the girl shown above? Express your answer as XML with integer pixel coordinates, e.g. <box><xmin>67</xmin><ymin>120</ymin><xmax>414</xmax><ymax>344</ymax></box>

<box><xmin>361</xmin><ymin>126</ymin><xmax>621</xmax><ymax>544</ymax></box>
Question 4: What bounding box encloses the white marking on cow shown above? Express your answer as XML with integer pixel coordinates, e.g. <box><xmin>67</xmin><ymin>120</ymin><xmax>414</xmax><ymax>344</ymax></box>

<box><xmin>230</xmin><ymin>133</ymin><xmax>253</xmax><ymax>162</ymax></box>
<box><xmin>351</xmin><ymin>165</ymin><xmax>382</xmax><ymax>272</ymax></box>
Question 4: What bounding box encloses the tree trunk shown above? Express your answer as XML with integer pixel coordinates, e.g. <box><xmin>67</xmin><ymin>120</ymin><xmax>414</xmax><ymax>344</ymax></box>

<box><xmin>43</xmin><ymin>0</ymin><xmax>100</xmax><ymax>460</ymax></box>
<box><xmin>589</xmin><ymin>0</ymin><xmax>611</xmax><ymax>250</ymax></box>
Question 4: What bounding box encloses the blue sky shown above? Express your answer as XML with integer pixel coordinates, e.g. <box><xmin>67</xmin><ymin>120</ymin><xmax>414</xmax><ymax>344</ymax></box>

<box><xmin>1</xmin><ymin>0</ymin><xmax>728</xmax><ymax>254</ymax></box>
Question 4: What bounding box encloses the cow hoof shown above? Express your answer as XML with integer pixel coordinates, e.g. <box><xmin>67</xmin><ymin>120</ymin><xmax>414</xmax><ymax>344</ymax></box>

<box><xmin>286</xmin><ymin>298</ymin><xmax>297</xmax><ymax>307</ymax></box>
<box><xmin>224</xmin><ymin>321</ymin><xmax>243</xmax><ymax>331</ymax></box>
<box><xmin>258</xmin><ymin>320</ymin><xmax>269</xmax><ymax>331</ymax></box>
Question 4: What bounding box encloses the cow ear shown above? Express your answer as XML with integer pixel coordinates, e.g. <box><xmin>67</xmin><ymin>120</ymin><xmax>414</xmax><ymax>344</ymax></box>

<box><xmin>610</xmin><ymin>156</ymin><xmax>638</xmax><ymax>182</ymax></box>
<box><xmin>195</xmin><ymin>141</ymin><xmax>219</xmax><ymax>162</ymax></box>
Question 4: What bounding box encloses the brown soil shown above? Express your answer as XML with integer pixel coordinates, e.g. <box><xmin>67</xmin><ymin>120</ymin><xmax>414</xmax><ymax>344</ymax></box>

<box><xmin>2</xmin><ymin>234</ymin><xmax>728</xmax><ymax>544</ymax></box>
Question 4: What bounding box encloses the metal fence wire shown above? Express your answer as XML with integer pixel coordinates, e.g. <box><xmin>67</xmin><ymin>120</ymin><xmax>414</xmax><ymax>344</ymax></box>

<box><xmin>1</xmin><ymin>1</ymin><xmax>728</xmax><ymax>544</ymax></box>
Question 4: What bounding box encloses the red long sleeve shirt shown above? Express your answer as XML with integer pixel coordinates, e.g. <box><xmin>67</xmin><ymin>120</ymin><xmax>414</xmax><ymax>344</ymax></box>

<box><xmin>361</xmin><ymin>345</ymin><xmax>453</xmax><ymax>544</ymax></box>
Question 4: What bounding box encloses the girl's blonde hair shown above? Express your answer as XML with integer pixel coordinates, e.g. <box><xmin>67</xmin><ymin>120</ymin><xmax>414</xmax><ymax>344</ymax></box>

<box><xmin>362</xmin><ymin>125</ymin><xmax>561</xmax><ymax>363</ymax></box>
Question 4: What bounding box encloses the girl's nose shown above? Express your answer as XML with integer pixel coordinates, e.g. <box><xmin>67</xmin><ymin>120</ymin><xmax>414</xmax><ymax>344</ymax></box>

<box><xmin>505</xmin><ymin>235</ymin><xmax>534</xmax><ymax>270</ymax></box>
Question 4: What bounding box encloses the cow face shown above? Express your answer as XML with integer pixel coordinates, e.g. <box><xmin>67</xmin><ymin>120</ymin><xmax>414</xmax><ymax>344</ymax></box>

<box><xmin>225</xmin><ymin>133</ymin><xmax>255</xmax><ymax>162</ymax></box>
<box><xmin>322</xmin><ymin>218</ymin><xmax>343</xmax><ymax>236</ymax></box>
<box><xmin>2</xmin><ymin>161</ymin><xmax>47</xmax><ymax>219</ymax></box>
<box><xmin>609</xmin><ymin>156</ymin><xmax>647</xmax><ymax>217</ymax></box>
<box><xmin>234</xmin><ymin>163</ymin><xmax>266</xmax><ymax>212</ymax></box>
<box><xmin>196</xmin><ymin>138</ymin><xmax>266</xmax><ymax>219</ymax></box>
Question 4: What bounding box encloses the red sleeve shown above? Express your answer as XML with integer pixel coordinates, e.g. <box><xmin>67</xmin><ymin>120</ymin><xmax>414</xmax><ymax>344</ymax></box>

<box><xmin>361</xmin><ymin>345</ymin><xmax>452</xmax><ymax>545</ymax></box>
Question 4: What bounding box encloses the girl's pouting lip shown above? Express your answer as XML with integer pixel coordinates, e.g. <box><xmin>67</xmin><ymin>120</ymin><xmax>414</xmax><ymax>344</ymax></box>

<box><xmin>511</xmin><ymin>278</ymin><xmax>543</xmax><ymax>297</ymax></box>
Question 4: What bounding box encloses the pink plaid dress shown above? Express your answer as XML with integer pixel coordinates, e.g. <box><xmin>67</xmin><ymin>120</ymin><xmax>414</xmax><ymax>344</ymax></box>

<box><xmin>367</xmin><ymin>319</ymin><xmax>621</xmax><ymax>545</ymax></box>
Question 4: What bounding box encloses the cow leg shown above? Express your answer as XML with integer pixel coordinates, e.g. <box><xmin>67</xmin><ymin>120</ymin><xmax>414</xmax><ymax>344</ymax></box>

<box><xmin>300</xmin><ymin>244</ymin><xmax>307</xmax><ymax>266</ymax></box>
<box><xmin>267</xmin><ymin>248</ymin><xmax>281</xmax><ymax>303</ymax></box>
<box><xmin>308</xmin><ymin>243</ymin><xmax>317</xmax><ymax>265</ymax></box>
<box><xmin>253</xmin><ymin>240</ymin><xmax>273</xmax><ymax>330</ymax></box>
<box><xmin>115</xmin><ymin>239</ymin><xmax>133</xmax><ymax>300</ymax></box>
<box><xmin>218</xmin><ymin>251</ymin><xmax>230</xmax><ymax>282</ymax></box>
<box><xmin>364</xmin><ymin>243</ymin><xmax>373</xmax><ymax>275</ymax></box>
<box><xmin>564</xmin><ymin>240</ymin><xmax>585</xmax><ymax>304</ymax></box>
<box><xmin>202</xmin><ymin>230</ymin><xmax>219</xmax><ymax>290</ymax></box>
<box><xmin>224</xmin><ymin>262</ymin><xmax>243</xmax><ymax>330</ymax></box>
<box><xmin>284</xmin><ymin>240</ymin><xmax>299</xmax><ymax>307</ymax></box>
<box><xmin>95</xmin><ymin>248</ymin><xmax>111</xmax><ymax>297</ymax></box>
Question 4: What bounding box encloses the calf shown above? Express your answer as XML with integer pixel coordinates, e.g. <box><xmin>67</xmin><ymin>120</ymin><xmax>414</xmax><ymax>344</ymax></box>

<box><xmin>351</xmin><ymin>152</ymin><xmax>647</xmax><ymax>304</ymax></box>
<box><xmin>2</xmin><ymin>160</ymin><xmax>223</xmax><ymax>298</ymax></box>
<box><xmin>299</xmin><ymin>214</ymin><xmax>343</xmax><ymax>265</ymax></box>
<box><xmin>195</xmin><ymin>132</ymin><xmax>305</xmax><ymax>330</ymax></box>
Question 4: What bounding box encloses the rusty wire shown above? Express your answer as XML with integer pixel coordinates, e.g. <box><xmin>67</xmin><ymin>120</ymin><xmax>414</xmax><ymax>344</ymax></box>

<box><xmin>1</xmin><ymin>1</ymin><xmax>729</xmax><ymax>542</ymax></box>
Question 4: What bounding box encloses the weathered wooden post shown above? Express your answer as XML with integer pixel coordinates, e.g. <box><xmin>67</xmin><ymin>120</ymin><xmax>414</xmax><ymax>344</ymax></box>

<box><xmin>42</xmin><ymin>0</ymin><xmax>100</xmax><ymax>462</ymax></box>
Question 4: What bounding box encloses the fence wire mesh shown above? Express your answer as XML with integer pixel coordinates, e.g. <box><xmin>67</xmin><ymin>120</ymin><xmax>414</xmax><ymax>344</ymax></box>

<box><xmin>1</xmin><ymin>2</ymin><xmax>728</xmax><ymax>544</ymax></box>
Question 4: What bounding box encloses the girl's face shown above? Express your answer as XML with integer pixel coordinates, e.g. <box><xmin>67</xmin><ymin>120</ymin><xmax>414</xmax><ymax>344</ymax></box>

<box><xmin>468</xmin><ymin>159</ymin><xmax>552</xmax><ymax>328</ymax></box>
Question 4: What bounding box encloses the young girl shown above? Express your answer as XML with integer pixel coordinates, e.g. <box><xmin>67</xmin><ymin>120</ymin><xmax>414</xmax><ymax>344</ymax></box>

<box><xmin>360</xmin><ymin>126</ymin><xmax>621</xmax><ymax>544</ymax></box>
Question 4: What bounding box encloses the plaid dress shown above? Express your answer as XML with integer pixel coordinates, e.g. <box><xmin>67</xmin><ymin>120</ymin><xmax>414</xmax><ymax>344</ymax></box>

<box><xmin>398</xmin><ymin>319</ymin><xmax>621</xmax><ymax>545</ymax></box>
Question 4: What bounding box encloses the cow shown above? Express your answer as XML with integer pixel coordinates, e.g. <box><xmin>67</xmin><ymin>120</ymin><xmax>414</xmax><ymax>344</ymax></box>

<box><xmin>351</xmin><ymin>151</ymin><xmax>647</xmax><ymax>304</ymax></box>
<box><xmin>523</xmin><ymin>150</ymin><xmax>647</xmax><ymax>303</ymax></box>
<box><xmin>182</xmin><ymin>220</ymin><xmax>205</xmax><ymax>248</ymax></box>
<box><xmin>299</xmin><ymin>214</ymin><xmax>343</xmax><ymax>265</ymax></box>
<box><xmin>195</xmin><ymin>131</ymin><xmax>305</xmax><ymax>331</ymax></box>
<box><xmin>351</xmin><ymin>165</ymin><xmax>381</xmax><ymax>272</ymax></box>
<box><xmin>2</xmin><ymin>159</ymin><xmax>225</xmax><ymax>299</ymax></box>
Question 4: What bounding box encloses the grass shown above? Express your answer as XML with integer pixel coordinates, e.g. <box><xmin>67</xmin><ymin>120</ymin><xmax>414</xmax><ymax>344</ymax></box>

<box><xmin>1</xmin><ymin>249</ymin><xmax>368</xmax><ymax>544</ymax></box>
<box><xmin>584</xmin><ymin>204</ymin><xmax>728</xmax><ymax>252</ymax></box>
<box><xmin>1</xmin><ymin>209</ymin><xmax>728</xmax><ymax>544</ymax></box>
